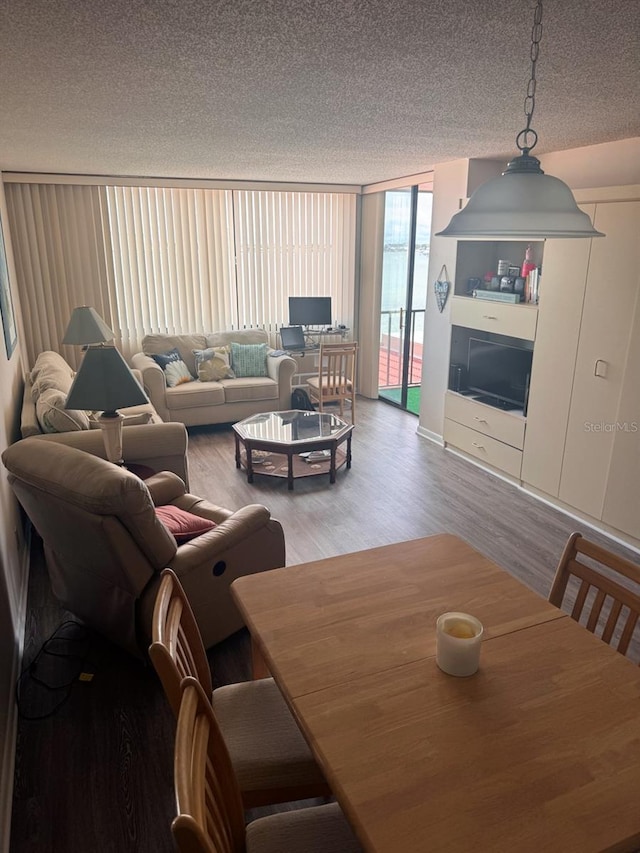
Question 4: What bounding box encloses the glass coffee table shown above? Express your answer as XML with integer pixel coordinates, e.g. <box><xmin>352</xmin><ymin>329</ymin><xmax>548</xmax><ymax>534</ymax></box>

<box><xmin>233</xmin><ymin>410</ymin><xmax>354</xmax><ymax>490</ymax></box>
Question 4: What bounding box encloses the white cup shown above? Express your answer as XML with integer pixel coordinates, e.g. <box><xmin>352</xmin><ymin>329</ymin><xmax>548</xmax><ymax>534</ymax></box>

<box><xmin>436</xmin><ymin>612</ymin><xmax>484</xmax><ymax>677</ymax></box>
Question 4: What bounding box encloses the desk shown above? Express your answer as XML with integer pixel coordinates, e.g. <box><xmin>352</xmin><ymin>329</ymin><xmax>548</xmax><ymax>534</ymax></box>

<box><xmin>283</xmin><ymin>328</ymin><xmax>350</xmax><ymax>382</ymax></box>
<box><xmin>231</xmin><ymin>535</ymin><xmax>640</xmax><ymax>853</ymax></box>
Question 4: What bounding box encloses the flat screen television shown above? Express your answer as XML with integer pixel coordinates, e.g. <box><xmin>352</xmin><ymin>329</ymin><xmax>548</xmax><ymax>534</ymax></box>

<box><xmin>467</xmin><ymin>338</ymin><xmax>532</xmax><ymax>410</ymax></box>
<box><xmin>289</xmin><ymin>296</ymin><xmax>332</xmax><ymax>327</ymax></box>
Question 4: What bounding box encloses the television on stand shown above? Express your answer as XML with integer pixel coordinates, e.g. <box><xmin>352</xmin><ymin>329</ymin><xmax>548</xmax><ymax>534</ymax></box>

<box><xmin>467</xmin><ymin>338</ymin><xmax>532</xmax><ymax>413</ymax></box>
<box><xmin>288</xmin><ymin>296</ymin><xmax>332</xmax><ymax>328</ymax></box>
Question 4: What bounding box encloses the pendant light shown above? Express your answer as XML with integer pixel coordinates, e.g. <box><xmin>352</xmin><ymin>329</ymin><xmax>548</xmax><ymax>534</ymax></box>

<box><xmin>437</xmin><ymin>1</ymin><xmax>604</xmax><ymax>240</ymax></box>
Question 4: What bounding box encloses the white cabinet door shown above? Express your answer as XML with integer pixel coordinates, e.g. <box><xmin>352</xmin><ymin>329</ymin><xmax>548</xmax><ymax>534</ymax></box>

<box><xmin>558</xmin><ymin>201</ymin><xmax>640</xmax><ymax>520</ymax></box>
<box><xmin>602</xmin><ymin>270</ymin><xmax>640</xmax><ymax>539</ymax></box>
<box><xmin>521</xmin><ymin>214</ymin><xmax>593</xmax><ymax>496</ymax></box>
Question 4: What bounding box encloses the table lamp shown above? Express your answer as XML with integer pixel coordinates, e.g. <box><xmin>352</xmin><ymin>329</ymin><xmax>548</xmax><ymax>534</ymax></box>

<box><xmin>62</xmin><ymin>306</ymin><xmax>115</xmax><ymax>346</ymax></box>
<box><xmin>65</xmin><ymin>345</ymin><xmax>149</xmax><ymax>465</ymax></box>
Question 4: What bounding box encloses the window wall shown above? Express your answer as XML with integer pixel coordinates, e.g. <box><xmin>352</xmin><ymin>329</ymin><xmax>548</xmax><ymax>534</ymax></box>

<box><xmin>5</xmin><ymin>181</ymin><xmax>357</xmax><ymax>365</ymax></box>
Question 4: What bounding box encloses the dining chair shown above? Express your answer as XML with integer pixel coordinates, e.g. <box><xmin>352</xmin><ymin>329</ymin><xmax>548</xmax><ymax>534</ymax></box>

<box><xmin>307</xmin><ymin>341</ymin><xmax>358</xmax><ymax>424</ymax></box>
<box><xmin>172</xmin><ymin>678</ymin><xmax>363</xmax><ymax>853</ymax></box>
<box><xmin>549</xmin><ymin>532</ymin><xmax>640</xmax><ymax>663</ymax></box>
<box><xmin>149</xmin><ymin>568</ymin><xmax>330</xmax><ymax>808</ymax></box>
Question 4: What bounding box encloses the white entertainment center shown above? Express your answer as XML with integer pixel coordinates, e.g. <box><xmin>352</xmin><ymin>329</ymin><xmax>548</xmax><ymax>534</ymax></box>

<box><xmin>443</xmin><ymin>185</ymin><xmax>640</xmax><ymax>547</ymax></box>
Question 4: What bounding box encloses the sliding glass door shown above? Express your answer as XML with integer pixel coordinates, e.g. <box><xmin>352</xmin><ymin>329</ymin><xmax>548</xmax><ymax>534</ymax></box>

<box><xmin>378</xmin><ymin>184</ymin><xmax>432</xmax><ymax>414</ymax></box>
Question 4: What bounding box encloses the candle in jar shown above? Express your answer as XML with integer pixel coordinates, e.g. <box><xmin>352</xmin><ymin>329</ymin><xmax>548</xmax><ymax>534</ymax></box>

<box><xmin>436</xmin><ymin>612</ymin><xmax>484</xmax><ymax>677</ymax></box>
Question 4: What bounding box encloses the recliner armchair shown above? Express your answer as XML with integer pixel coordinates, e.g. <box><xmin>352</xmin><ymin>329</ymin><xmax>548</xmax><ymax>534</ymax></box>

<box><xmin>2</xmin><ymin>438</ymin><xmax>286</xmax><ymax>657</ymax></box>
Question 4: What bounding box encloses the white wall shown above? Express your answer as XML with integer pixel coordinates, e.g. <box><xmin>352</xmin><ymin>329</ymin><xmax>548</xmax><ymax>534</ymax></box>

<box><xmin>0</xmin><ymin>172</ymin><xmax>29</xmax><ymax>853</ymax></box>
<box><xmin>417</xmin><ymin>159</ymin><xmax>474</xmax><ymax>441</ymax></box>
<box><xmin>538</xmin><ymin>137</ymin><xmax>640</xmax><ymax>189</ymax></box>
<box><xmin>358</xmin><ymin>193</ymin><xmax>385</xmax><ymax>398</ymax></box>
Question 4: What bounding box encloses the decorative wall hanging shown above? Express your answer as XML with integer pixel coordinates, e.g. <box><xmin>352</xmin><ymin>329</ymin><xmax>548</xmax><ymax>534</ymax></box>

<box><xmin>0</xmin><ymin>215</ymin><xmax>17</xmax><ymax>358</ymax></box>
<box><xmin>433</xmin><ymin>265</ymin><xmax>451</xmax><ymax>313</ymax></box>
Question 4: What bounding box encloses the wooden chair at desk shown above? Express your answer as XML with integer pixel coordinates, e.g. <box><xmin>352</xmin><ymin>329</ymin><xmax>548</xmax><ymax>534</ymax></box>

<box><xmin>172</xmin><ymin>678</ymin><xmax>363</xmax><ymax>853</ymax></box>
<box><xmin>549</xmin><ymin>532</ymin><xmax>640</xmax><ymax>663</ymax></box>
<box><xmin>307</xmin><ymin>341</ymin><xmax>358</xmax><ymax>424</ymax></box>
<box><xmin>149</xmin><ymin>568</ymin><xmax>330</xmax><ymax>808</ymax></box>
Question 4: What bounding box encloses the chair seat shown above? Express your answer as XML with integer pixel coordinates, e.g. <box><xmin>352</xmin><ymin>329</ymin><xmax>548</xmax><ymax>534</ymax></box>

<box><xmin>246</xmin><ymin>802</ymin><xmax>363</xmax><ymax>853</ymax></box>
<box><xmin>307</xmin><ymin>375</ymin><xmax>352</xmax><ymax>393</ymax></box>
<box><xmin>212</xmin><ymin>676</ymin><xmax>326</xmax><ymax>793</ymax></box>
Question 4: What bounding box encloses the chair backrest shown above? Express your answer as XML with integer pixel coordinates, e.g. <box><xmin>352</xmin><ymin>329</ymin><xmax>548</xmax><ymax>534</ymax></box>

<box><xmin>172</xmin><ymin>677</ymin><xmax>245</xmax><ymax>853</ymax></box>
<box><xmin>149</xmin><ymin>568</ymin><xmax>213</xmax><ymax>718</ymax></box>
<box><xmin>549</xmin><ymin>532</ymin><xmax>640</xmax><ymax>662</ymax></box>
<box><xmin>317</xmin><ymin>341</ymin><xmax>358</xmax><ymax>398</ymax></box>
<box><xmin>1</xmin><ymin>438</ymin><xmax>177</xmax><ymax>656</ymax></box>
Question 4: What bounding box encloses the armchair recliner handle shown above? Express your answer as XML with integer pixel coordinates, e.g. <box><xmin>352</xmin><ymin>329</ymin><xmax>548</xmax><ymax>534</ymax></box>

<box><xmin>170</xmin><ymin>504</ymin><xmax>274</xmax><ymax>575</ymax></box>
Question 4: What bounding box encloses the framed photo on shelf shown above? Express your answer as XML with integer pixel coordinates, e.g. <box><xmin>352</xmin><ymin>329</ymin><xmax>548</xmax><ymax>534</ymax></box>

<box><xmin>0</xmin><ymin>215</ymin><xmax>17</xmax><ymax>358</ymax></box>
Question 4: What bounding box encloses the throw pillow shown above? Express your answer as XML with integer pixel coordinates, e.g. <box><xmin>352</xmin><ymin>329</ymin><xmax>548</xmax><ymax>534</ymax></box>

<box><xmin>30</xmin><ymin>351</ymin><xmax>75</xmax><ymax>402</ymax></box>
<box><xmin>192</xmin><ymin>347</ymin><xmax>236</xmax><ymax>382</ymax></box>
<box><xmin>35</xmin><ymin>388</ymin><xmax>91</xmax><ymax>433</ymax></box>
<box><xmin>230</xmin><ymin>342</ymin><xmax>268</xmax><ymax>378</ymax></box>
<box><xmin>155</xmin><ymin>505</ymin><xmax>217</xmax><ymax>543</ymax></box>
<box><xmin>150</xmin><ymin>348</ymin><xmax>194</xmax><ymax>388</ymax></box>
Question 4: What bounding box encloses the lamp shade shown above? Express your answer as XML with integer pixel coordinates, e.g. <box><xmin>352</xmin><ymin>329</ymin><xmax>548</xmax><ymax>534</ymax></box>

<box><xmin>436</xmin><ymin>160</ymin><xmax>605</xmax><ymax>240</ymax></box>
<box><xmin>65</xmin><ymin>346</ymin><xmax>149</xmax><ymax>413</ymax></box>
<box><xmin>62</xmin><ymin>306</ymin><xmax>115</xmax><ymax>345</ymax></box>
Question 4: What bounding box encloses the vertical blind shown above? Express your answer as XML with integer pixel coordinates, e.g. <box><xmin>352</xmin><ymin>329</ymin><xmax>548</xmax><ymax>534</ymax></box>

<box><xmin>5</xmin><ymin>183</ymin><xmax>113</xmax><ymax>369</ymax></box>
<box><xmin>105</xmin><ymin>186</ymin><xmax>236</xmax><ymax>358</ymax></box>
<box><xmin>232</xmin><ymin>190</ymin><xmax>356</xmax><ymax>333</ymax></box>
<box><xmin>5</xmin><ymin>182</ymin><xmax>357</xmax><ymax>364</ymax></box>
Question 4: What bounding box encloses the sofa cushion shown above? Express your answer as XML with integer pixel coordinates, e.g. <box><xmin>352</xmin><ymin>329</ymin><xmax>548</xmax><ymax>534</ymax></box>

<box><xmin>231</xmin><ymin>342</ymin><xmax>268</xmax><ymax>378</ymax></box>
<box><xmin>166</xmin><ymin>381</ymin><xmax>226</xmax><ymax>410</ymax></box>
<box><xmin>35</xmin><ymin>388</ymin><xmax>91</xmax><ymax>433</ymax></box>
<box><xmin>154</xmin><ymin>505</ymin><xmax>216</xmax><ymax>543</ymax></box>
<box><xmin>30</xmin><ymin>351</ymin><xmax>75</xmax><ymax>402</ymax></box>
<box><xmin>220</xmin><ymin>377</ymin><xmax>279</xmax><ymax>403</ymax></box>
<box><xmin>150</xmin><ymin>348</ymin><xmax>194</xmax><ymax>388</ymax></box>
<box><xmin>193</xmin><ymin>347</ymin><xmax>236</xmax><ymax>381</ymax></box>
<box><xmin>142</xmin><ymin>334</ymin><xmax>207</xmax><ymax>377</ymax></box>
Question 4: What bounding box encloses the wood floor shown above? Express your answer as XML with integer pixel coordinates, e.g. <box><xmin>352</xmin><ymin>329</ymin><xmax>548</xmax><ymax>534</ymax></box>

<box><xmin>9</xmin><ymin>398</ymin><xmax>639</xmax><ymax>853</ymax></box>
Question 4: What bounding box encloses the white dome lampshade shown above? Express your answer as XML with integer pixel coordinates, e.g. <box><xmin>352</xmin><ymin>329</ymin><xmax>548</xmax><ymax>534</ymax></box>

<box><xmin>436</xmin><ymin>153</ymin><xmax>605</xmax><ymax>240</ymax></box>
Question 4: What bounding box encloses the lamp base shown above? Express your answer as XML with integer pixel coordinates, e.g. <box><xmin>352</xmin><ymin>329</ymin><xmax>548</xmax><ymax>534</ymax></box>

<box><xmin>97</xmin><ymin>411</ymin><xmax>125</xmax><ymax>466</ymax></box>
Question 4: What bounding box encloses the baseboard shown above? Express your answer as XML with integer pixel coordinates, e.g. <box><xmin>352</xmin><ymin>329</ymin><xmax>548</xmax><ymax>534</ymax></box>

<box><xmin>0</xmin><ymin>529</ymin><xmax>31</xmax><ymax>853</ymax></box>
<box><xmin>524</xmin><ymin>484</ymin><xmax>640</xmax><ymax>557</ymax></box>
<box><xmin>415</xmin><ymin>425</ymin><xmax>444</xmax><ymax>446</ymax></box>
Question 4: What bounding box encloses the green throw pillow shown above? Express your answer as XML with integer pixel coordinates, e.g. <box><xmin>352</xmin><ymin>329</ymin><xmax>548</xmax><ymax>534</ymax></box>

<box><xmin>230</xmin><ymin>342</ymin><xmax>268</xmax><ymax>378</ymax></box>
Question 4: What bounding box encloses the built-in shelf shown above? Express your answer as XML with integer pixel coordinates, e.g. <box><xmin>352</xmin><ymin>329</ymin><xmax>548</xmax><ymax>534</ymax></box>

<box><xmin>454</xmin><ymin>240</ymin><xmax>544</xmax><ymax>297</ymax></box>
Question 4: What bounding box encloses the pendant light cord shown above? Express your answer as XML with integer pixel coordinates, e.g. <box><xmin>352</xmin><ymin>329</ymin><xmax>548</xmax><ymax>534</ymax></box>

<box><xmin>516</xmin><ymin>0</ymin><xmax>543</xmax><ymax>156</ymax></box>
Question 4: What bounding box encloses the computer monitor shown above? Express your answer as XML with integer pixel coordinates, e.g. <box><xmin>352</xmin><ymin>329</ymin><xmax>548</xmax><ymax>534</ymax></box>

<box><xmin>288</xmin><ymin>296</ymin><xmax>332</xmax><ymax>327</ymax></box>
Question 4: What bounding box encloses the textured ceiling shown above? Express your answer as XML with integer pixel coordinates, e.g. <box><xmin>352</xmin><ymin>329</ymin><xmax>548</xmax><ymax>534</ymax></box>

<box><xmin>0</xmin><ymin>0</ymin><xmax>638</xmax><ymax>186</ymax></box>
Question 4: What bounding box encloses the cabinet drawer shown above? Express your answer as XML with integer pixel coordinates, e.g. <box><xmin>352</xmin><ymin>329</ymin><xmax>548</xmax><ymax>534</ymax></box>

<box><xmin>445</xmin><ymin>392</ymin><xmax>525</xmax><ymax>449</ymax></box>
<box><xmin>451</xmin><ymin>297</ymin><xmax>538</xmax><ymax>341</ymax></box>
<box><xmin>444</xmin><ymin>419</ymin><xmax>523</xmax><ymax>479</ymax></box>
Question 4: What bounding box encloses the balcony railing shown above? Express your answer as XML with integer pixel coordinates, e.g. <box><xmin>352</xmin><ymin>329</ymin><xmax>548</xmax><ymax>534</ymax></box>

<box><xmin>379</xmin><ymin>308</ymin><xmax>425</xmax><ymax>389</ymax></box>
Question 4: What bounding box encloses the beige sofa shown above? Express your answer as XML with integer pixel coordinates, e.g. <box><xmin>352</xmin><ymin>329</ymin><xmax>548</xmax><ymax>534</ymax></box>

<box><xmin>21</xmin><ymin>350</ymin><xmax>190</xmax><ymax>486</ymax></box>
<box><xmin>131</xmin><ymin>329</ymin><xmax>297</xmax><ymax>427</ymax></box>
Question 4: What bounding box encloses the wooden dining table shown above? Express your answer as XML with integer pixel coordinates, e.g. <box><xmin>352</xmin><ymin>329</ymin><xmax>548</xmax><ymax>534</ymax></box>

<box><xmin>230</xmin><ymin>534</ymin><xmax>640</xmax><ymax>853</ymax></box>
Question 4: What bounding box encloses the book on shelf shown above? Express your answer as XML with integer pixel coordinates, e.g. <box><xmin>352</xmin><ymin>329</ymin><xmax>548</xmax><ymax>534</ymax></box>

<box><xmin>525</xmin><ymin>268</ymin><xmax>540</xmax><ymax>303</ymax></box>
<box><xmin>299</xmin><ymin>449</ymin><xmax>331</xmax><ymax>463</ymax></box>
<box><xmin>474</xmin><ymin>291</ymin><xmax>521</xmax><ymax>304</ymax></box>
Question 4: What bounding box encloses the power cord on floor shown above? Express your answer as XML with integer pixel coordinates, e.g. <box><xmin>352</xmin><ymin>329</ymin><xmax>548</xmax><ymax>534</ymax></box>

<box><xmin>16</xmin><ymin>620</ymin><xmax>97</xmax><ymax>720</ymax></box>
